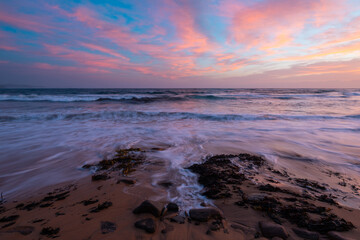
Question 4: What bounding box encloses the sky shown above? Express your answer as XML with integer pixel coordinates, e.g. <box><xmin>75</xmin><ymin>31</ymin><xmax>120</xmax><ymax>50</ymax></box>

<box><xmin>0</xmin><ymin>0</ymin><xmax>360</xmax><ymax>88</ymax></box>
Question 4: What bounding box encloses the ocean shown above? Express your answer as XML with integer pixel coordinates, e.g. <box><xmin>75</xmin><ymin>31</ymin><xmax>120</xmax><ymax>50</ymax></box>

<box><xmin>1</xmin><ymin>88</ymin><xmax>360</xmax><ymax>207</ymax></box>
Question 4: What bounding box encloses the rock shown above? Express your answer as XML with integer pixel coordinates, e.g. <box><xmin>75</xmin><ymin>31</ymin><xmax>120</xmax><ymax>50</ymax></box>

<box><xmin>0</xmin><ymin>215</ymin><xmax>19</xmax><ymax>222</ymax></box>
<box><xmin>117</xmin><ymin>178</ymin><xmax>136</xmax><ymax>185</ymax></box>
<box><xmin>101</xmin><ymin>221</ymin><xmax>116</xmax><ymax>234</ymax></box>
<box><xmin>292</xmin><ymin>228</ymin><xmax>319</xmax><ymax>240</ymax></box>
<box><xmin>40</xmin><ymin>227</ymin><xmax>60</xmax><ymax>236</ymax></box>
<box><xmin>259</xmin><ymin>221</ymin><xmax>288</xmax><ymax>239</ymax></box>
<box><xmin>81</xmin><ymin>199</ymin><xmax>99</xmax><ymax>206</ymax></box>
<box><xmin>170</xmin><ymin>215</ymin><xmax>185</xmax><ymax>224</ymax></box>
<box><xmin>189</xmin><ymin>208</ymin><xmax>223</xmax><ymax>222</ymax></box>
<box><xmin>90</xmin><ymin>201</ymin><xmax>112</xmax><ymax>213</ymax></box>
<box><xmin>133</xmin><ymin>200</ymin><xmax>163</xmax><ymax>217</ymax></box>
<box><xmin>328</xmin><ymin>231</ymin><xmax>355</xmax><ymax>240</ymax></box>
<box><xmin>272</xmin><ymin>237</ymin><xmax>283</xmax><ymax>240</ymax></box>
<box><xmin>247</xmin><ymin>193</ymin><xmax>269</xmax><ymax>202</ymax></box>
<box><xmin>6</xmin><ymin>226</ymin><xmax>34</xmax><ymax>235</ymax></box>
<box><xmin>92</xmin><ymin>173</ymin><xmax>109</xmax><ymax>181</ymax></box>
<box><xmin>167</xmin><ymin>202</ymin><xmax>179</xmax><ymax>212</ymax></box>
<box><xmin>158</xmin><ymin>181</ymin><xmax>173</xmax><ymax>188</ymax></box>
<box><xmin>134</xmin><ymin>218</ymin><xmax>156</xmax><ymax>233</ymax></box>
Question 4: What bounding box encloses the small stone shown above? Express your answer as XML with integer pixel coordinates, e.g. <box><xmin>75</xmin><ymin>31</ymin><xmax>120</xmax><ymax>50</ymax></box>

<box><xmin>292</xmin><ymin>228</ymin><xmax>319</xmax><ymax>240</ymax></box>
<box><xmin>170</xmin><ymin>215</ymin><xmax>185</xmax><ymax>224</ymax></box>
<box><xmin>328</xmin><ymin>231</ymin><xmax>355</xmax><ymax>240</ymax></box>
<box><xmin>133</xmin><ymin>200</ymin><xmax>163</xmax><ymax>217</ymax></box>
<box><xmin>101</xmin><ymin>221</ymin><xmax>116</xmax><ymax>234</ymax></box>
<box><xmin>259</xmin><ymin>221</ymin><xmax>288</xmax><ymax>239</ymax></box>
<box><xmin>189</xmin><ymin>208</ymin><xmax>223</xmax><ymax>222</ymax></box>
<box><xmin>134</xmin><ymin>218</ymin><xmax>156</xmax><ymax>233</ymax></box>
<box><xmin>117</xmin><ymin>179</ymin><xmax>136</xmax><ymax>185</ymax></box>
<box><xmin>167</xmin><ymin>202</ymin><xmax>179</xmax><ymax>212</ymax></box>
<box><xmin>90</xmin><ymin>201</ymin><xmax>112</xmax><ymax>213</ymax></box>
<box><xmin>40</xmin><ymin>227</ymin><xmax>60</xmax><ymax>236</ymax></box>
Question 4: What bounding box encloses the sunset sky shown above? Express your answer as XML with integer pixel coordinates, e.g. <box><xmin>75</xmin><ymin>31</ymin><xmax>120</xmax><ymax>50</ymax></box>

<box><xmin>1</xmin><ymin>0</ymin><xmax>360</xmax><ymax>88</ymax></box>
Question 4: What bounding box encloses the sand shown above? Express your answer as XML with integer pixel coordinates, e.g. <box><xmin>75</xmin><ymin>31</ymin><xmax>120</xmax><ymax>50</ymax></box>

<box><xmin>0</xmin><ymin>149</ymin><xmax>359</xmax><ymax>240</ymax></box>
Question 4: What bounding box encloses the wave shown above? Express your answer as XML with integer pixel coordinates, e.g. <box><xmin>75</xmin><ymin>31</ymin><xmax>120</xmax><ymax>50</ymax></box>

<box><xmin>1</xmin><ymin>89</ymin><xmax>360</xmax><ymax>103</ymax></box>
<box><xmin>0</xmin><ymin>94</ymin><xmax>185</xmax><ymax>103</ymax></box>
<box><xmin>2</xmin><ymin>111</ymin><xmax>360</xmax><ymax>122</ymax></box>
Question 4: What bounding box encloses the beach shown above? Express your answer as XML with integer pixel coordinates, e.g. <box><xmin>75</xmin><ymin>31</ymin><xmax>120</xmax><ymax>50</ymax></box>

<box><xmin>0</xmin><ymin>88</ymin><xmax>360</xmax><ymax>239</ymax></box>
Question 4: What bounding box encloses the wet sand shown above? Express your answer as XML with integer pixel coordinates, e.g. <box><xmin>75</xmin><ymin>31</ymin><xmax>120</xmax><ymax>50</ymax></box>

<box><xmin>0</xmin><ymin>148</ymin><xmax>359</xmax><ymax>240</ymax></box>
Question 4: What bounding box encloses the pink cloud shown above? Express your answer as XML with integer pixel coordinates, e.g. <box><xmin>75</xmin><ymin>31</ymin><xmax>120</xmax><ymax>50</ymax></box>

<box><xmin>0</xmin><ymin>45</ymin><xmax>18</xmax><ymax>51</ymax></box>
<box><xmin>0</xmin><ymin>9</ymin><xmax>51</xmax><ymax>32</ymax></box>
<box><xmin>228</xmin><ymin>0</ymin><xmax>344</xmax><ymax>49</ymax></box>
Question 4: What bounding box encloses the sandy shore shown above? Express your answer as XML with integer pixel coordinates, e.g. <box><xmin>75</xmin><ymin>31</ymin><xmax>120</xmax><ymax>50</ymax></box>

<box><xmin>0</xmin><ymin>148</ymin><xmax>359</xmax><ymax>240</ymax></box>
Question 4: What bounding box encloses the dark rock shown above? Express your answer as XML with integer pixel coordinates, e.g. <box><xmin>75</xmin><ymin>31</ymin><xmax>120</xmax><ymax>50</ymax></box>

<box><xmin>117</xmin><ymin>179</ymin><xmax>136</xmax><ymax>185</ymax></box>
<box><xmin>55</xmin><ymin>212</ymin><xmax>65</xmax><ymax>216</ymax></box>
<box><xmin>6</xmin><ymin>226</ymin><xmax>34</xmax><ymax>235</ymax></box>
<box><xmin>209</xmin><ymin>220</ymin><xmax>222</xmax><ymax>231</ymax></box>
<box><xmin>90</xmin><ymin>201</ymin><xmax>112</xmax><ymax>213</ymax></box>
<box><xmin>15</xmin><ymin>203</ymin><xmax>24</xmax><ymax>209</ymax></box>
<box><xmin>133</xmin><ymin>200</ymin><xmax>163</xmax><ymax>217</ymax></box>
<box><xmin>1</xmin><ymin>222</ymin><xmax>15</xmax><ymax>229</ymax></box>
<box><xmin>292</xmin><ymin>228</ymin><xmax>319</xmax><ymax>240</ymax></box>
<box><xmin>328</xmin><ymin>231</ymin><xmax>355</xmax><ymax>240</ymax></box>
<box><xmin>259</xmin><ymin>221</ymin><xmax>288</xmax><ymax>239</ymax></box>
<box><xmin>0</xmin><ymin>215</ymin><xmax>19</xmax><ymax>222</ymax></box>
<box><xmin>81</xmin><ymin>199</ymin><xmax>99</xmax><ymax>206</ymax></box>
<box><xmin>189</xmin><ymin>208</ymin><xmax>223</xmax><ymax>222</ymax></box>
<box><xmin>32</xmin><ymin>218</ymin><xmax>44</xmax><ymax>223</ymax></box>
<box><xmin>294</xmin><ymin>178</ymin><xmax>326</xmax><ymax>192</ymax></box>
<box><xmin>317</xmin><ymin>195</ymin><xmax>338</xmax><ymax>205</ymax></box>
<box><xmin>158</xmin><ymin>181</ymin><xmax>173</xmax><ymax>188</ymax></box>
<box><xmin>42</xmin><ymin>191</ymin><xmax>70</xmax><ymax>202</ymax></box>
<box><xmin>39</xmin><ymin>203</ymin><xmax>53</xmax><ymax>208</ymax></box>
<box><xmin>307</xmin><ymin>216</ymin><xmax>354</xmax><ymax>233</ymax></box>
<box><xmin>167</xmin><ymin>202</ymin><xmax>179</xmax><ymax>212</ymax></box>
<box><xmin>92</xmin><ymin>173</ymin><xmax>109</xmax><ymax>181</ymax></box>
<box><xmin>40</xmin><ymin>227</ymin><xmax>60</xmax><ymax>236</ymax></box>
<box><xmin>134</xmin><ymin>218</ymin><xmax>156</xmax><ymax>233</ymax></box>
<box><xmin>170</xmin><ymin>215</ymin><xmax>185</xmax><ymax>224</ymax></box>
<box><xmin>21</xmin><ymin>202</ymin><xmax>39</xmax><ymax>211</ymax></box>
<box><xmin>101</xmin><ymin>221</ymin><xmax>116</xmax><ymax>234</ymax></box>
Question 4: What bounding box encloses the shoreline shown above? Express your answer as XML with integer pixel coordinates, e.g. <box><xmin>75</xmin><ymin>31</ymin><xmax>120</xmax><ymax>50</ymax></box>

<box><xmin>0</xmin><ymin>148</ymin><xmax>359</xmax><ymax>239</ymax></box>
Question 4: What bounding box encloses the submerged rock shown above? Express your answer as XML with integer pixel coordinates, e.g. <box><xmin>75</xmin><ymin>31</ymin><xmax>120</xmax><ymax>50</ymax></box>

<box><xmin>189</xmin><ymin>208</ymin><xmax>222</xmax><ymax>222</ymax></box>
<box><xmin>133</xmin><ymin>200</ymin><xmax>163</xmax><ymax>217</ymax></box>
<box><xmin>134</xmin><ymin>218</ymin><xmax>156</xmax><ymax>233</ymax></box>
<box><xmin>259</xmin><ymin>221</ymin><xmax>288</xmax><ymax>239</ymax></box>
